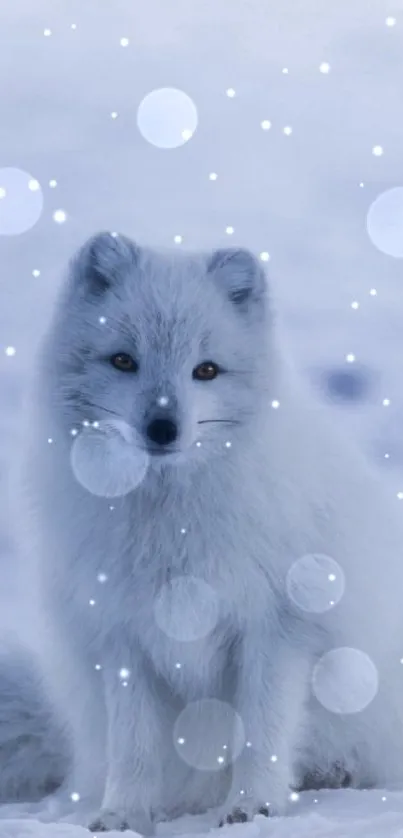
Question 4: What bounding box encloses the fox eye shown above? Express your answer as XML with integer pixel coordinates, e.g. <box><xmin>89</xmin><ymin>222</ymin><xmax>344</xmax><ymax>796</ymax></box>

<box><xmin>110</xmin><ymin>353</ymin><xmax>138</xmax><ymax>372</ymax></box>
<box><xmin>193</xmin><ymin>361</ymin><xmax>220</xmax><ymax>381</ymax></box>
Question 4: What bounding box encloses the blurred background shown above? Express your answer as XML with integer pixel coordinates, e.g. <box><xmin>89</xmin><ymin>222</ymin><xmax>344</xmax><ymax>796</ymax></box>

<box><xmin>0</xmin><ymin>0</ymin><xmax>403</xmax><ymax>625</ymax></box>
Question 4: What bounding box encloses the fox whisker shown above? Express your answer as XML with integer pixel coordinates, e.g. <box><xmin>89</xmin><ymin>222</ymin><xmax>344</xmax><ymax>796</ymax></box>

<box><xmin>197</xmin><ymin>419</ymin><xmax>241</xmax><ymax>425</ymax></box>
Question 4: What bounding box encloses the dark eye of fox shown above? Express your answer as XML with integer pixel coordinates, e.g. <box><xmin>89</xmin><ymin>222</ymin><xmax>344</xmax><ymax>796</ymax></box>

<box><xmin>110</xmin><ymin>353</ymin><xmax>138</xmax><ymax>373</ymax></box>
<box><xmin>193</xmin><ymin>362</ymin><xmax>219</xmax><ymax>381</ymax></box>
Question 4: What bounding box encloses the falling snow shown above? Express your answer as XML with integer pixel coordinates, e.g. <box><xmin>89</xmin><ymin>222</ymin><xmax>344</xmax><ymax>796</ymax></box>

<box><xmin>1</xmin><ymin>2</ymin><xmax>403</xmax><ymax>838</ymax></box>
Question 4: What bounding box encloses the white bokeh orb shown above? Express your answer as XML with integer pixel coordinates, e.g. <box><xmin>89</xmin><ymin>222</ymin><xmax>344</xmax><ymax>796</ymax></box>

<box><xmin>137</xmin><ymin>88</ymin><xmax>198</xmax><ymax>149</ymax></box>
<box><xmin>70</xmin><ymin>419</ymin><xmax>149</xmax><ymax>497</ymax></box>
<box><xmin>286</xmin><ymin>553</ymin><xmax>345</xmax><ymax>613</ymax></box>
<box><xmin>312</xmin><ymin>647</ymin><xmax>379</xmax><ymax>714</ymax></box>
<box><xmin>154</xmin><ymin>576</ymin><xmax>220</xmax><ymax>641</ymax></box>
<box><xmin>0</xmin><ymin>168</ymin><xmax>44</xmax><ymax>235</ymax></box>
<box><xmin>173</xmin><ymin>698</ymin><xmax>245</xmax><ymax>771</ymax></box>
<box><xmin>53</xmin><ymin>209</ymin><xmax>67</xmax><ymax>224</ymax></box>
<box><xmin>367</xmin><ymin>187</ymin><xmax>403</xmax><ymax>258</ymax></box>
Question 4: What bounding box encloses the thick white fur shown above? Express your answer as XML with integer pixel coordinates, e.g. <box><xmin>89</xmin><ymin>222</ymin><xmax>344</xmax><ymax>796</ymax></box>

<box><xmin>6</xmin><ymin>233</ymin><xmax>403</xmax><ymax>832</ymax></box>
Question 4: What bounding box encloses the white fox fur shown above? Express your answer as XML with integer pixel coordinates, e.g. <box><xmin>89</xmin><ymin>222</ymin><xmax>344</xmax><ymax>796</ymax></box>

<box><xmin>6</xmin><ymin>232</ymin><xmax>403</xmax><ymax>832</ymax></box>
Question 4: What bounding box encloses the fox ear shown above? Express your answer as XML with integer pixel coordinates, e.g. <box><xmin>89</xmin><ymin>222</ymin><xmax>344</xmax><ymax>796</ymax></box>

<box><xmin>70</xmin><ymin>232</ymin><xmax>139</xmax><ymax>296</ymax></box>
<box><xmin>206</xmin><ymin>247</ymin><xmax>268</xmax><ymax>311</ymax></box>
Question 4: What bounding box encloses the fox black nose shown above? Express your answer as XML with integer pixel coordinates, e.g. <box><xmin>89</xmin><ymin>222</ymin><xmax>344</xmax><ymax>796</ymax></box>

<box><xmin>146</xmin><ymin>418</ymin><xmax>178</xmax><ymax>446</ymax></box>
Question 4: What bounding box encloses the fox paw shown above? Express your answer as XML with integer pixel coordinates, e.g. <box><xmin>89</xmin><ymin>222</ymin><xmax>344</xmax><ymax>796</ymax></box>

<box><xmin>217</xmin><ymin>782</ymin><xmax>290</xmax><ymax>827</ymax></box>
<box><xmin>88</xmin><ymin>807</ymin><xmax>154</xmax><ymax>835</ymax></box>
<box><xmin>219</xmin><ymin>805</ymin><xmax>270</xmax><ymax>826</ymax></box>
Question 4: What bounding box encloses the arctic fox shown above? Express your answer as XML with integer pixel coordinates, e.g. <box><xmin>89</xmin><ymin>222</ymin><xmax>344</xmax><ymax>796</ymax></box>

<box><xmin>7</xmin><ymin>232</ymin><xmax>403</xmax><ymax>833</ymax></box>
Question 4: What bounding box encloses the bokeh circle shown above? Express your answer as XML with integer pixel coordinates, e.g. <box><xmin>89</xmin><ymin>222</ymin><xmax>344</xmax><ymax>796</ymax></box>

<box><xmin>70</xmin><ymin>419</ymin><xmax>149</xmax><ymax>497</ymax></box>
<box><xmin>312</xmin><ymin>647</ymin><xmax>379</xmax><ymax>714</ymax></box>
<box><xmin>286</xmin><ymin>553</ymin><xmax>345</xmax><ymax>613</ymax></box>
<box><xmin>0</xmin><ymin>168</ymin><xmax>44</xmax><ymax>235</ymax></box>
<box><xmin>173</xmin><ymin>698</ymin><xmax>245</xmax><ymax>771</ymax></box>
<box><xmin>367</xmin><ymin>187</ymin><xmax>403</xmax><ymax>258</ymax></box>
<box><xmin>137</xmin><ymin>88</ymin><xmax>198</xmax><ymax>148</ymax></box>
<box><xmin>154</xmin><ymin>576</ymin><xmax>220</xmax><ymax>642</ymax></box>
<box><xmin>154</xmin><ymin>576</ymin><xmax>220</xmax><ymax>641</ymax></box>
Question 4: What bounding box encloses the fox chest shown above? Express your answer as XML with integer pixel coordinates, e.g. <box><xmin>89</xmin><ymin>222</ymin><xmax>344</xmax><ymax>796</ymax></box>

<box><xmin>126</xmin><ymin>571</ymin><xmax>238</xmax><ymax>699</ymax></box>
<box><xmin>70</xmin><ymin>500</ymin><xmax>269</xmax><ymax>693</ymax></box>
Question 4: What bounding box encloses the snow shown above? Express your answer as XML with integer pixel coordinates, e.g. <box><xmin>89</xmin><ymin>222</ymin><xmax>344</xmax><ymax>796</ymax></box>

<box><xmin>3</xmin><ymin>790</ymin><xmax>403</xmax><ymax>837</ymax></box>
<box><xmin>1</xmin><ymin>0</ymin><xmax>403</xmax><ymax>835</ymax></box>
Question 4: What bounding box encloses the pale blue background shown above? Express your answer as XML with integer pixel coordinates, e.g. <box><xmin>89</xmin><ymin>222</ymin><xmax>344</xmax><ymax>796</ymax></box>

<box><xmin>0</xmin><ymin>0</ymin><xmax>402</xmax><ymax>623</ymax></box>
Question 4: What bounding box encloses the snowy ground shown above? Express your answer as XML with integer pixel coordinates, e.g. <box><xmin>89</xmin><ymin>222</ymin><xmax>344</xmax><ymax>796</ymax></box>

<box><xmin>3</xmin><ymin>789</ymin><xmax>403</xmax><ymax>838</ymax></box>
<box><xmin>1</xmin><ymin>0</ymin><xmax>403</xmax><ymax>835</ymax></box>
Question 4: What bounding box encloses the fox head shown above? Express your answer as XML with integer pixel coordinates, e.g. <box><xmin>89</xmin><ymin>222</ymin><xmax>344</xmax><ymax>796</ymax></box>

<box><xmin>45</xmin><ymin>232</ymin><xmax>278</xmax><ymax>471</ymax></box>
